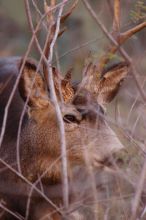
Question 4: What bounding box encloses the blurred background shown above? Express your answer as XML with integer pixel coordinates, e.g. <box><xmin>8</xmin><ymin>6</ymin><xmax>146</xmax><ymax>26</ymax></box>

<box><xmin>0</xmin><ymin>0</ymin><xmax>146</xmax><ymax>147</ymax></box>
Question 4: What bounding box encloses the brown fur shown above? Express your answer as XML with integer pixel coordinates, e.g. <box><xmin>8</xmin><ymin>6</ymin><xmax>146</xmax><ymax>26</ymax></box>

<box><xmin>0</xmin><ymin>57</ymin><xmax>129</xmax><ymax>219</ymax></box>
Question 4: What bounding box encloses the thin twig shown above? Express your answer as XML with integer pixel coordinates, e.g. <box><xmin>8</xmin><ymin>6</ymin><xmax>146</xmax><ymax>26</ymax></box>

<box><xmin>0</xmin><ymin>38</ymin><xmax>34</xmax><ymax>149</ymax></box>
<box><xmin>0</xmin><ymin>202</ymin><xmax>24</xmax><ymax>220</ymax></box>
<box><xmin>113</xmin><ymin>0</ymin><xmax>120</xmax><ymax>34</ymax></box>
<box><xmin>130</xmin><ymin>158</ymin><xmax>146</xmax><ymax>220</ymax></box>
<box><xmin>45</xmin><ymin>0</ymin><xmax>69</xmax><ymax>211</ymax></box>
<box><xmin>120</xmin><ymin>22</ymin><xmax>146</xmax><ymax>43</ymax></box>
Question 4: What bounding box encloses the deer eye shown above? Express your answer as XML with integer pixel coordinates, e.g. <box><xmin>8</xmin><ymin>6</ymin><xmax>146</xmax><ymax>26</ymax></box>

<box><xmin>63</xmin><ymin>114</ymin><xmax>79</xmax><ymax>124</ymax></box>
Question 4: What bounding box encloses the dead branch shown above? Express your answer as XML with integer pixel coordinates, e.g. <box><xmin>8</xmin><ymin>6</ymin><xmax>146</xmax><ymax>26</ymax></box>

<box><xmin>112</xmin><ymin>0</ymin><xmax>120</xmax><ymax>34</ymax></box>
<box><xmin>120</xmin><ymin>21</ymin><xmax>146</xmax><ymax>43</ymax></box>
<box><xmin>0</xmin><ymin>201</ymin><xmax>24</xmax><ymax>220</ymax></box>
<box><xmin>44</xmin><ymin>1</ymin><xmax>69</xmax><ymax>211</ymax></box>
<box><xmin>130</xmin><ymin>159</ymin><xmax>146</xmax><ymax>220</ymax></box>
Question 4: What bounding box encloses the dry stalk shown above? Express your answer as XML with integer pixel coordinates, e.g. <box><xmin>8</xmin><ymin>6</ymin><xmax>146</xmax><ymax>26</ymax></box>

<box><xmin>44</xmin><ymin>1</ymin><xmax>69</xmax><ymax>211</ymax></box>
<box><xmin>112</xmin><ymin>0</ymin><xmax>120</xmax><ymax>34</ymax></box>
<box><xmin>0</xmin><ymin>202</ymin><xmax>24</xmax><ymax>220</ymax></box>
<box><xmin>130</xmin><ymin>158</ymin><xmax>146</xmax><ymax>220</ymax></box>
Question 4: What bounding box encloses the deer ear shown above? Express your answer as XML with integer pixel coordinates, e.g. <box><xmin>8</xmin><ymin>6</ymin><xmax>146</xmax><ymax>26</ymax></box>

<box><xmin>18</xmin><ymin>59</ymin><xmax>50</xmax><ymax>109</ymax></box>
<box><xmin>97</xmin><ymin>62</ymin><xmax>129</xmax><ymax>105</ymax></box>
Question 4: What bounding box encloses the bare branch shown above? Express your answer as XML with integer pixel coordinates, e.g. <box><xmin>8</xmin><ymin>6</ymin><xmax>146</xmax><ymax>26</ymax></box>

<box><xmin>24</xmin><ymin>0</ymin><xmax>71</xmax><ymax>212</ymax></box>
<box><xmin>113</xmin><ymin>0</ymin><xmax>120</xmax><ymax>34</ymax></box>
<box><xmin>0</xmin><ymin>201</ymin><xmax>24</xmax><ymax>220</ymax></box>
<box><xmin>0</xmin><ymin>37</ymin><xmax>35</xmax><ymax>148</ymax></box>
<box><xmin>130</xmin><ymin>158</ymin><xmax>146</xmax><ymax>220</ymax></box>
<box><xmin>60</xmin><ymin>0</ymin><xmax>78</xmax><ymax>24</ymax></box>
<box><xmin>120</xmin><ymin>21</ymin><xmax>146</xmax><ymax>44</ymax></box>
<box><xmin>46</xmin><ymin>3</ymin><xmax>69</xmax><ymax>212</ymax></box>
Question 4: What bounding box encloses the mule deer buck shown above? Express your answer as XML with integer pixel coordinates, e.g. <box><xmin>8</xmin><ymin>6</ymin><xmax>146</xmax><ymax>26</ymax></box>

<box><xmin>0</xmin><ymin>1</ymin><xmax>146</xmax><ymax>219</ymax></box>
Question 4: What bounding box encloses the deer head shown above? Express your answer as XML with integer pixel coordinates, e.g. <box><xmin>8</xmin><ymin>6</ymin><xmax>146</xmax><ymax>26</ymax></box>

<box><xmin>17</xmin><ymin>58</ymin><xmax>129</xmax><ymax>182</ymax></box>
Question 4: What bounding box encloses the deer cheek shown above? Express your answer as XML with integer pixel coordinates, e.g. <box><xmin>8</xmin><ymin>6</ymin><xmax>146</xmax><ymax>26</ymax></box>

<box><xmin>64</xmin><ymin>122</ymin><xmax>79</xmax><ymax>132</ymax></box>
